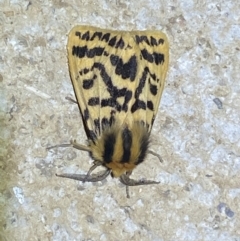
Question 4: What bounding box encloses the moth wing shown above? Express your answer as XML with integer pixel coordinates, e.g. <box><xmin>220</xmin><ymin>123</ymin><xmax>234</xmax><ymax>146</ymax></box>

<box><xmin>67</xmin><ymin>26</ymin><xmax>135</xmax><ymax>139</ymax></box>
<box><xmin>67</xmin><ymin>26</ymin><xmax>105</xmax><ymax>140</ymax></box>
<box><xmin>67</xmin><ymin>26</ymin><xmax>169</xmax><ymax>139</ymax></box>
<box><xmin>130</xmin><ymin>30</ymin><xmax>169</xmax><ymax>131</ymax></box>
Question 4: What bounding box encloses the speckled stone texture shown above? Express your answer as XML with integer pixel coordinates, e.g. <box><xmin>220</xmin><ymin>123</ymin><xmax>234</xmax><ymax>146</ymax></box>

<box><xmin>1</xmin><ymin>1</ymin><xmax>240</xmax><ymax>241</ymax></box>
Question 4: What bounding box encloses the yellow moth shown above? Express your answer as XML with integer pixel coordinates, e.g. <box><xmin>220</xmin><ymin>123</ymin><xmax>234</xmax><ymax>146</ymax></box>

<box><xmin>50</xmin><ymin>25</ymin><xmax>169</xmax><ymax>197</ymax></box>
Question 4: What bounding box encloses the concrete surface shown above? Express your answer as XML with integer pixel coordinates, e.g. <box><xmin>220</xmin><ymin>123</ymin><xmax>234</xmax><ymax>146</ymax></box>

<box><xmin>1</xmin><ymin>0</ymin><xmax>240</xmax><ymax>240</ymax></box>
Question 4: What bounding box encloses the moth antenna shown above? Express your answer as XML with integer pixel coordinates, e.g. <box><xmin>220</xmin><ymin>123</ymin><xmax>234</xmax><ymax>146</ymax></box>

<box><xmin>120</xmin><ymin>171</ymin><xmax>160</xmax><ymax>186</ymax></box>
<box><xmin>56</xmin><ymin>169</ymin><xmax>110</xmax><ymax>182</ymax></box>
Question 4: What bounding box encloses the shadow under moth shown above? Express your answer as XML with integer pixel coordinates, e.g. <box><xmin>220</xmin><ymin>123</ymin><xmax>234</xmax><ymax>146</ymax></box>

<box><xmin>49</xmin><ymin>25</ymin><xmax>169</xmax><ymax>198</ymax></box>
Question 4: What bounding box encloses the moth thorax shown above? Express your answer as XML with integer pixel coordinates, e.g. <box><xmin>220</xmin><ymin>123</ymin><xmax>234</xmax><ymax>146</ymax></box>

<box><xmin>90</xmin><ymin>122</ymin><xmax>150</xmax><ymax>177</ymax></box>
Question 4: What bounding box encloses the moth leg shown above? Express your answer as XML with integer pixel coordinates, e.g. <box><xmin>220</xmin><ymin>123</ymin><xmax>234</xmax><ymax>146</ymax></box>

<box><xmin>56</xmin><ymin>168</ymin><xmax>110</xmax><ymax>182</ymax></box>
<box><xmin>47</xmin><ymin>140</ymin><xmax>90</xmax><ymax>152</ymax></box>
<box><xmin>83</xmin><ymin>161</ymin><xmax>103</xmax><ymax>182</ymax></box>
<box><xmin>47</xmin><ymin>143</ymin><xmax>72</xmax><ymax>150</ymax></box>
<box><xmin>70</xmin><ymin>139</ymin><xmax>91</xmax><ymax>152</ymax></box>
<box><xmin>148</xmin><ymin>150</ymin><xmax>163</xmax><ymax>163</ymax></box>
<box><xmin>65</xmin><ymin>96</ymin><xmax>78</xmax><ymax>104</ymax></box>
<box><xmin>120</xmin><ymin>171</ymin><xmax>160</xmax><ymax>186</ymax></box>
<box><xmin>120</xmin><ymin>171</ymin><xmax>159</xmax><ymax>198</ymax></box>
<box><xmin>50</xmin><ymin>140</ymin><xmax>108</xmax><ymax>182</ymax></box>
<box><xmin>126</xmin><ymin>186</ymin><xmax>130</xmax><ymax>199</ymax></box>
<box><xmin>48</xmin><ymin>140</ymin><xmax>109</xmax><ymax>182</ymax></box>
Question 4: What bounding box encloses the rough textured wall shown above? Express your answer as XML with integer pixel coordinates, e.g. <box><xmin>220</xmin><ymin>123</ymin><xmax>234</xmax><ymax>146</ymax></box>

<box><xmin>1</xmin><ymin>0</ymin><xmax>240</xmax><ymax>240</ymax></box>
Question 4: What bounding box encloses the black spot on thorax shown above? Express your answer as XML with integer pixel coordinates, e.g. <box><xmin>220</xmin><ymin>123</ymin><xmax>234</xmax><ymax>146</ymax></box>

<box><xmin>103</xmin><ymin>132</ymin><xmax>116</xmax><ymax>163</ymax></box>
<box><xmin>121</xmin><ymin>128</ymin><xmax>132</xmax><ymax>163</ymax></box>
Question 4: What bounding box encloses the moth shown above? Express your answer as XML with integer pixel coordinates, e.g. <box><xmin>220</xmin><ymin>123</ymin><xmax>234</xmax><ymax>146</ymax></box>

<box><xmin>49</xmin><ymin>25</ymin><xmax>169</xmax><ymax>197</ymax></box>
